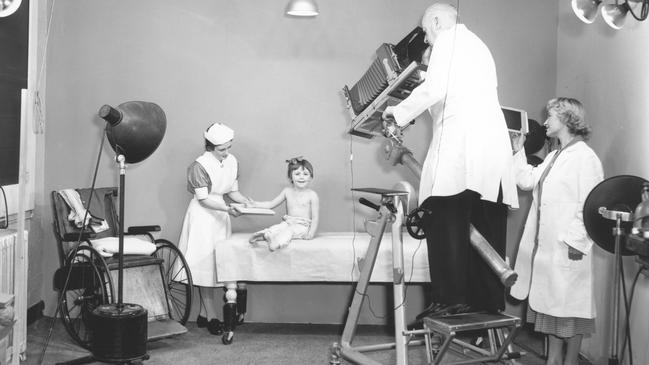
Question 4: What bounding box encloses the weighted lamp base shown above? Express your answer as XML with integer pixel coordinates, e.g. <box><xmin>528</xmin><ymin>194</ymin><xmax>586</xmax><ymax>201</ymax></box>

<box><xmin>90</xmin><ymin>303</ymin><xmax>148</xmax><ymax>363</ymax></box>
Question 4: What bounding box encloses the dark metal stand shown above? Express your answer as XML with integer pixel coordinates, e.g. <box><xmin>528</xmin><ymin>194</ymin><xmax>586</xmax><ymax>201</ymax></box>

<box><xmin>57</xmin><ymin>155</ymin><xmax>149</xmax><ymax>365</ymax></box>
<box><xmin>598</xmin><ymin>207</ymin><xmax>632</xmax><ymax>365</ymax></box>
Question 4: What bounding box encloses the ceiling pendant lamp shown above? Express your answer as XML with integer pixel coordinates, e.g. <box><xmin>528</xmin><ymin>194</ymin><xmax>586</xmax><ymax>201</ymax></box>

<box><xmin>571</xmin><ymin>0</ymin><xmax>604</xmax><ymax>23</ymax></box>
<box><xmin>602</xmin><ymin>1</ymin><xmax>630</xmax><ymax>29</ymax></box>
<box><xmin>285</xmin><ymin>0</ymin><xmax>319</xmax><ymax>17</ymax></box>
<box><xmin>0</xmin><ymin>0</ymin><xmax>22</xmax><ymax>17</ymax></box>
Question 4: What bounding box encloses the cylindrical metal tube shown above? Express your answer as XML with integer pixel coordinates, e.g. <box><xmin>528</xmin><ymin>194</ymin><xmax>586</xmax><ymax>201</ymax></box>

<box><xmin>469</xmin><ymin>226</ymin><xmax>518</xmax><ymax>287</ymax></box>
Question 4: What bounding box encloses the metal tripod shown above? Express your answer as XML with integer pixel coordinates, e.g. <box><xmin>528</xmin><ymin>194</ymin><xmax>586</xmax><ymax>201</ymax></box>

<box><xmin>330</xmin><ymin>188</ymin><xmax>425</xmax><ymax>365</ymax></box>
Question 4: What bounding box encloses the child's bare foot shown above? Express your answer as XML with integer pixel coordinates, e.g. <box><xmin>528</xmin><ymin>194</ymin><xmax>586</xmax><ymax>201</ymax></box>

<box><xmin>249</xmin><ymin>232</ymin><xmax>264</xmax><ymax>244</ymax></box>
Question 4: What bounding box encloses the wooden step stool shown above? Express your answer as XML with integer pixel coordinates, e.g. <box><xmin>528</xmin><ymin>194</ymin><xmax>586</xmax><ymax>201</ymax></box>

<box><xmin>422</xmin><ymin>311</ymin><xmax>522</xmax><ymax>365</ymax></box>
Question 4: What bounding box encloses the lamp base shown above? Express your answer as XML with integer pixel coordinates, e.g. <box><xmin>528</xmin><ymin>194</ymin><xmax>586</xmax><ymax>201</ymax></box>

<box><xmin>56</xmin><ymin>303</ymin><xmax>149</xmax><ymax>365</ymax></box>
<box><xmin>89</xmin><ymin>303</ymin><xmax>148</xmax><ymax>363</ymax></box>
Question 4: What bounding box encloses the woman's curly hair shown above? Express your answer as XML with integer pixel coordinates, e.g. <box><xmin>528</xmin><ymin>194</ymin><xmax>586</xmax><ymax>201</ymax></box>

<box><xmin>546</xmin><ymin>97</ymin><xmax>592</xmax><ymax>140</ymax></box>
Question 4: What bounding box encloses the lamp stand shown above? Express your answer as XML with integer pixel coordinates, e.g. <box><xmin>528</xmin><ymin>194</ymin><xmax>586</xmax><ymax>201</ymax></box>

<box><xmin>56</xmin><ymin>155</ymin><xmax>149</xmax><ymax>365</ymax></box>
<box><xmin>599</xmin><ymin>207</ymin><xmax>632</xmax><ymax>365</ymax></box>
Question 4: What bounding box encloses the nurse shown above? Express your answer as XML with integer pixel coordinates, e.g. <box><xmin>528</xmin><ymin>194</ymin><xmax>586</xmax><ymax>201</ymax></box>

<box><xmin>511</xmin><ymin>97</ymin><xmax>603</xmax><ymax>365</ymax></box>
<box><xmin>177</xmin><ymin>122</ymin><xmax>253</xmax><ymax>335</ymax></box>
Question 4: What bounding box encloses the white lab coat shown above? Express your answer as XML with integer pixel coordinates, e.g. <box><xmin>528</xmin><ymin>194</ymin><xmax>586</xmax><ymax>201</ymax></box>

<box><xmin>510</xmin><ymin>141</ymin><xmax>603</xmax><ymax>318</ymax></box>
<box><xmin>392</xmin><ymin>24</ymin><xmax>518</xmax><ymax>208</ymax></box>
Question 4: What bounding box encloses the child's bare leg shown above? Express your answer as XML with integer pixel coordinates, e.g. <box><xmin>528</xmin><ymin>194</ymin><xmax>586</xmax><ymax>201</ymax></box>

<box><xmin>272</xmin><ymin>229</ymin><xmax>293</xmax><ymax>250</ymax></box>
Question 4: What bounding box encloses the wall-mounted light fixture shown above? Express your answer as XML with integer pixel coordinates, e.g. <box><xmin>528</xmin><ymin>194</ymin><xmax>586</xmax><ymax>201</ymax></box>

<box><xmin>0</xmin><ymin>0</ymin><xmax>22</xmax><ymax>17</ymax></box>
<box><xmin>572</xmin><ymin>0</ymin><xmax>649</xmax><ymax>29</ymax></box>
<box><xmin>285</xmin><ymin>0</ymin><xmax>319</xmax><ymax>17</ymax></box>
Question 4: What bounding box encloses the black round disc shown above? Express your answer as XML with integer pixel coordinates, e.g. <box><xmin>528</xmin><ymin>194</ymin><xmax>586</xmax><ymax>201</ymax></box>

<box><xmin>583</xmin><ymin>175</ymin><xmax>648</xmax><ymax>255</ymax></box>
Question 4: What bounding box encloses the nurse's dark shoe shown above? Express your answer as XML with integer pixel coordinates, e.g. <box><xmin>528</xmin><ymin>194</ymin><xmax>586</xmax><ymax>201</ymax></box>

<box><xmin>208</xmin><ymin>319</ymin><xmax>224</xmax><ymax>335</ymax></box>
<box><xmin>196</xmin><ymin>315</ymin><xmax>208</xmax><ymax>328</ymax></box>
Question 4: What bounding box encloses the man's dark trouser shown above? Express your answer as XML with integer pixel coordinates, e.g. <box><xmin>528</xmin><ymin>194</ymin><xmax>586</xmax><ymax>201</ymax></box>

<box><xmin>420</xmin><ymin>189</ymin><xmax>507</xmax><ymax>312</ymax></box>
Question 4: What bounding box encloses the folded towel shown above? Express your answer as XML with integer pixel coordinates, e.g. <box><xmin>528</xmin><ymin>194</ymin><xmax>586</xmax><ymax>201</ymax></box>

<box><xmin>58</xmin><ymin>189</ymin><xmax>109</xmax><ymax>233</ymax></box>
<box><xmin>90</xmin><ymin>236</ymin><xmax>157</xmax><ymax>257</ymax></box>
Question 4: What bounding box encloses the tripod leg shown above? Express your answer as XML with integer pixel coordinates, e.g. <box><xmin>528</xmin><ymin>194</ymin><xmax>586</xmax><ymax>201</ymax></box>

<box><xmin>339</xmin><ymin>214</ymin><xmax>389</xmax><ymax>347</ymax></box>
<box><xmin>391</xmin><ymin>196</ymin><xmax>408</xmax><ymax>365</ymax></box>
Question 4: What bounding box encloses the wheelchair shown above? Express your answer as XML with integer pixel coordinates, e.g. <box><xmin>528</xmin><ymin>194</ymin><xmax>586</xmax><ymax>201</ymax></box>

<box><xmin>51</xmin><ymin>187</ymin><xmax>194</xmax><ymax>350</ymax></box>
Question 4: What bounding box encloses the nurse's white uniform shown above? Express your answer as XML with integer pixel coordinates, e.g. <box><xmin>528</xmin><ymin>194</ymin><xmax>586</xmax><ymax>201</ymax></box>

<box><xmin>178</xmin><ymin>152</ymin><xmax>239</xmax><ymax>287</ymax></box>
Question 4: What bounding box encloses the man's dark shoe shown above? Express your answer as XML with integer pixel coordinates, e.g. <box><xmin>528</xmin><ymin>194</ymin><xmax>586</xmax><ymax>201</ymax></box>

<box><xmin>415</xmin><ymin>302</ymin><xmax>452</xmax><ymax>320</ymax></box>
<box><xmin>446</xmin><ymin>303</ymin><xmax>476</xmax><ymax>315</ymax></box>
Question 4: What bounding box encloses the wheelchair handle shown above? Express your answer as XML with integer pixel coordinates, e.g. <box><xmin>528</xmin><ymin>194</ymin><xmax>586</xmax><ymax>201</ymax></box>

<box><xmin>127</xmin><ymin>225</ymin><xmax>161</xmax><ymax>234</ymax></box>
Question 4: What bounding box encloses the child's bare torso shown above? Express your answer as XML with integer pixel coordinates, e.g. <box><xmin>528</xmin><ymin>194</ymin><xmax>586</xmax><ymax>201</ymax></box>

<box><xmin>285</xmin><ymin>187</ymin><xmax>316</xmax><ymax>220</ymax></box>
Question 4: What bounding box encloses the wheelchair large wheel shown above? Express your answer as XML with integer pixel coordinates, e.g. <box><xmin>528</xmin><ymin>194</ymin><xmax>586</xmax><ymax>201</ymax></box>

<box><xmin>153</xmin><ymin>239</ymin><xmax>193</xmax><ymax>325</ymax></box>
<box><xmin>58</xmin><ymin>246</ymin><xmax>114</xmax><ymax>349</ymax></box>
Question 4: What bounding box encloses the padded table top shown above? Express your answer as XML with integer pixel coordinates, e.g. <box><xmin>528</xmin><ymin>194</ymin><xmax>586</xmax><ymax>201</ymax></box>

<box><xmin>214</xmin><ymin>232</ymin><xmax>430</xmax><ymax>283</ymax></box>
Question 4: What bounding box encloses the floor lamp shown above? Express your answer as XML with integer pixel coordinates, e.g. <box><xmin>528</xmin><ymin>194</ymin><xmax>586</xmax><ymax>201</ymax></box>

<box><xmin>583</xmin><ymin>175</ymin><xmax>648</xmax><ymax>365</ymax></box>
<box><xmin>60</xmin><ymin>101</ymin><xmax>166</xmax><ymax>365</ymax></box>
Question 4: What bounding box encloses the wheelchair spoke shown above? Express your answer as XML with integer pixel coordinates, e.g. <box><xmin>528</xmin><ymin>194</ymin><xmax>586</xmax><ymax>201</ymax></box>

<box><xmin>153</xmin><ymin>240</ymin><xmax>193</xmax><ymax>325</ymax></box>
<box><xmin>59</xmin><ymin>247</ymin><xmax>111</xmax><ymax>349</ymax></box>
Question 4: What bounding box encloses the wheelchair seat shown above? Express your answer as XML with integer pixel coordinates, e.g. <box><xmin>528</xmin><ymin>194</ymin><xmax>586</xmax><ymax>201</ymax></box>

<box><xmin>51</xmin><ymin>187</ymin><xmax>194</xmax><ymax>349</ymax></box>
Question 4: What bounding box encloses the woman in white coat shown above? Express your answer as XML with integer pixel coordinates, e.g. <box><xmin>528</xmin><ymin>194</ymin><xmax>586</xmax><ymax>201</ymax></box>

<box><xmin>511</xmin><ymin>97</ymin><xmax>603</xmax><ymax>365</ymax></box>
<box><xmin>178</xmin><ymin>122</ymin><xmax>253</xmax><ymax>335</ymax></box>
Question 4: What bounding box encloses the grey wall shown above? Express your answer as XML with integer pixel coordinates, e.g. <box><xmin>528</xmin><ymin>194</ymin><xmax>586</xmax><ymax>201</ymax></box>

<box><xmin>35</xmin><ymin>0</ymin><xmax>559</xmax><ymax>324</ymax></box>
<box><xmin>556</xmin><ymin>2</ymin><xmax>649</xmax><ymax>364</ymax></box>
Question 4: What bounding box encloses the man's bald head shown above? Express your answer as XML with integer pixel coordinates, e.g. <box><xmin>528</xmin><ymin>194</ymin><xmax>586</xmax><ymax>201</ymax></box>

<box><xmin>421</xmin><ymin>2</ymin><xmax>458</xmax><ymax>45</ymax></box>
<box><xmin>423</xmin><ymin>3</ymin><xmax>458</xmax><ymax>30</ymax></box>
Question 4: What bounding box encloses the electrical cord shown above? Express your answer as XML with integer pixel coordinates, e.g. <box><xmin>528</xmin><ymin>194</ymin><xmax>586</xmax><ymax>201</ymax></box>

<box><xmin>619</xmin><ymin>259</ymin><xmax>633</xmax><ymax>365</ymax></box>
<box><xmin>348</xmin><ymin>123</ymin><xmax>425</xmax><ymax>319</ymax></box>
<box><xmin>347</xmin><ymin>0</ymin><xmax>463</xmax><ymax>320</ymax></box>
<box><xmin>0</xmin><ymin>186</ymin><xmax>8</xmax><ymax>229</ymax></box>
<box><xmin>38</xmin><ymin>128</ymin><xmax>107</xmax><ymax>365</ymax></box>
<box><xmin>619</xmin><ymin>262</ymin><xmax>643</xmax><ymax>365</ymax></box>
<box><xmin>626</xmin><ymin>0</ymin><xmax>649</xmax><ymax>21</ymax></box>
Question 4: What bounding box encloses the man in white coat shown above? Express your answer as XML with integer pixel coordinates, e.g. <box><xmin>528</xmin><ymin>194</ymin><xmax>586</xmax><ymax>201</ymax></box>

<box><xmin>383</xmin><ymin>2</ymin><xmax>518</xmax><ymax>314</ymax></box>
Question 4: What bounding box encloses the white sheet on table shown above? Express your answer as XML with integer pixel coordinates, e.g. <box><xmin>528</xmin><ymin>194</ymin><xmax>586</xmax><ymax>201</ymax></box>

<box><xmin>214</xmin><ymin>232</ymin><xmax>430</xmax><ymax>283</ymax></box>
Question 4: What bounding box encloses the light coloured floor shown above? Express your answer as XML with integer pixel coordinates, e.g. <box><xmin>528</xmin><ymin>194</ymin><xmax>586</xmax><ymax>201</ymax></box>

<box><xmin>23</xmin><ymin>317</ymin><xmax>590</xmax><ymax>365</ymax></box>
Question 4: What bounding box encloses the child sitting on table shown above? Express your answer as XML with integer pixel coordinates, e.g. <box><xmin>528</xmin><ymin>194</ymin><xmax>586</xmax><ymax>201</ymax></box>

<box><xmin>248</xmin><ymin>157</ymin><xmax>319</xmax><ymax>251</ymax></box>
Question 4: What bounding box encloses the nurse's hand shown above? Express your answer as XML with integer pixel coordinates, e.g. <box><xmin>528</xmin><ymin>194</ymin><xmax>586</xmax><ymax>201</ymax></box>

<box><xmin>228</xmin><ymin>205</ymin><xmax>242</xmax><ymax>217</ymax></box>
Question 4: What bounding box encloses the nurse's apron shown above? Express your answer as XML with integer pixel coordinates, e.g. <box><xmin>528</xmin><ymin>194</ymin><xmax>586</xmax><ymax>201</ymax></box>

<box><xmin>177</xmin><ymin>152</ymin><xmax>238</xmax><ymax>287</ymax></box>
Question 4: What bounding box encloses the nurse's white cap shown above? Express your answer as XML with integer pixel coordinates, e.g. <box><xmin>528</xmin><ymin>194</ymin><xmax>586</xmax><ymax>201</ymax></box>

<box><xmin>204</xmin><ymin>123</ymin><xmax>234</xmax><ymax>145</ymax></box>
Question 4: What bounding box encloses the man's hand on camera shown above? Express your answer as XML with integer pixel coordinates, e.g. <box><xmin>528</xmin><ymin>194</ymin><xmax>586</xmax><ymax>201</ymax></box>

<box><xmin>382</xmin><ymin>107</ymin><xmax>398</xmax><ymax>138</ymax></box>
<box><xmin>382</xmin><ymin>106</ymin><xmax>395</xmax><ymax>121</ymax></box>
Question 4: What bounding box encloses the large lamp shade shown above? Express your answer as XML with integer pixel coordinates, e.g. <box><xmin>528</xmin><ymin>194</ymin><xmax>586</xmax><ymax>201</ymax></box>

<box><xmin>602</xmin><ymin>2</ymin><xmax>630</xmax><ymax>29</ymax></box>
<box><xmin>583</xmin><ymin>175</ymin><xmax>648</xmax><ymax>255</ymax></box>
<box><xmin>98</xmin><ymin>101</ymin><xmax>166</xmax><ymax>164</ymax></box>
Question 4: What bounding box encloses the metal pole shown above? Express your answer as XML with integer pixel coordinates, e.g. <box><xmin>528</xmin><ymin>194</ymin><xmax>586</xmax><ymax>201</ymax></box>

<box><xmin>609</xmin><ymin>215</ymin><xmax>623</xmax><ymax>365</ymax></box>
<box><xmin>390</xmin><ymin>196</ymin><xmax>408</xmax><ymax>365</ymax></box>
<box><xmin>117</xmin><ymin>155</ymin><xmax>126</xmax><ymax>307</ymax></box>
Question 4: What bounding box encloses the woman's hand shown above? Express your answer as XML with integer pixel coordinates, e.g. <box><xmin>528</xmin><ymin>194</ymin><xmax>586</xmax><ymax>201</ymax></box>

<box><xmin>512</xmin><ymin>133</ymin><xmax>526</xmax><ymax>154</ymax></box>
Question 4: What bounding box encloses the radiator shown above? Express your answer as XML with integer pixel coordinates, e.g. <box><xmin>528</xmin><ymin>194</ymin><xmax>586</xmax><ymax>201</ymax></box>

<box><xmin>0</xmin><ymin>230</ymin><xmax>27</xmax><ymax>365</ymax></box>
